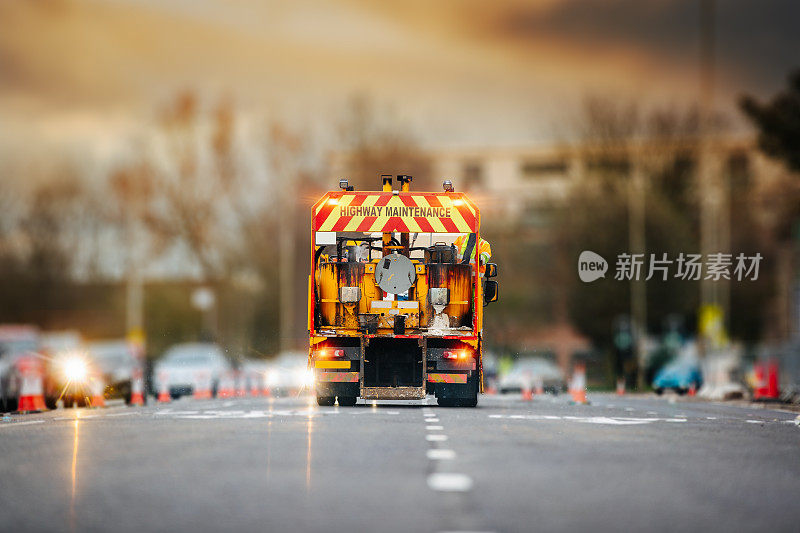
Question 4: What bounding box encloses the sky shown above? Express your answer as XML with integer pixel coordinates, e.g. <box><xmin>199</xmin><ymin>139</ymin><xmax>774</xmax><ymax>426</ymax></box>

<box><xmin>0</xmin><ymin>0</ymin><xmax>798</xmax><ymax>160</ymax></box>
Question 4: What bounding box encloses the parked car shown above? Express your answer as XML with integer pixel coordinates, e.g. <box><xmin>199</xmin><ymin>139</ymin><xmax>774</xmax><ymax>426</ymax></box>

<box><xmin>0</xmin><ymin>325</ymin><xmax>41</xmax><ymax>412</ymax></box>
<box><xmin>88</xmin><ymin>340</ymin><xmax>139</xmax><ymax>404</ymax></box>
<box><xmin>482</xmin><ymin>351</ymin><xmax>500</xmax><ymax>391</ymax></box>
<box><xmin>499</xmin><ymin>358</ymin><xmax>566</xmax><ymax>394</ymax></box>
<box><xmin>653</xmin><ymin>355</ymin><xmax>702</xmax><ymax>395</ymax></box>
<box><xmin>241</xmin><ymin>358</ymin><xmax>270</xmax><ymax>394</ymax></box>
<box><xmin>266</xmin><ymin>351</ymin><xmax>313</xmax><ymax>396</ymax></box>
<box><xmin>153</xmin><ymin>343</ymin><xmax>231</xmax><ymax>399</ymax></box>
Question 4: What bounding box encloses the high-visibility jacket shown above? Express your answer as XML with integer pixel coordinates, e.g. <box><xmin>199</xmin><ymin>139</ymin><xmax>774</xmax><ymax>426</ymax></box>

<box><xmin>454</xmin><ymin>234</ymin><xmax>492</xmax><ymax>273</ymax></box>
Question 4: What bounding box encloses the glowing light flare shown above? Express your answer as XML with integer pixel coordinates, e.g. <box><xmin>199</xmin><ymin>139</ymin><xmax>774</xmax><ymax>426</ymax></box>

<box><xmin>443</xmin><ymin>350</ymin><xmax>471</xmax><ymax>361</ymax></box>
<box><xmin>317</xmin><ymin>348</ymin><xmax>345</xmax><ymax>358</ymax></box>
<box><xmin>299</xmin><ymin>368</ymin><xmax>315</xmax><ymax>388</ymax></box>
<box><xmin>63</xmin><ymin>357</ymin><xmax>89</xmax><ymax>382</ymax></box>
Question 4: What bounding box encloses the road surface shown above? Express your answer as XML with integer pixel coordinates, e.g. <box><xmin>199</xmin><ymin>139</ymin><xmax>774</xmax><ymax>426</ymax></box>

<box><xmin>1</xmin><ymin>393</ymin><xmax>798</xmax><ymax>533</ymax></box>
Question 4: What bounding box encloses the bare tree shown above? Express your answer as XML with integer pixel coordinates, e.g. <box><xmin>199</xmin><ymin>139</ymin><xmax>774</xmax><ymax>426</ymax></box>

<box><xmin>337</xmin><ymin>95</ymin><xmax>431</xmax><ymax>190</ymax></box>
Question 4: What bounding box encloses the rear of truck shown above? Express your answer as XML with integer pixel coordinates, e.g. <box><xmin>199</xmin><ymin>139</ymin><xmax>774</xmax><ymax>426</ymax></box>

<box><xmin>308</xmin><ymin>175</ymin><xmax>498</xmax><ymax>407</ymax></box>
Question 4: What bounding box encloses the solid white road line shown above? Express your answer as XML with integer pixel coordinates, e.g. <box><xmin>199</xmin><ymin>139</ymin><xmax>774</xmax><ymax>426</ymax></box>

<box><xmin>427</xmin><ymin>449</ymin><xmax>456</xmax><ymax>460</ymax></box>
<box><xmin>0</xmin><ymin>420</ymin><xmax>44</xmax><ymax>428</ymax></box>
<box><xmin>427</xmin><ymin>473</ymin><xmax>473</xmax><ymax>492</ymax></box>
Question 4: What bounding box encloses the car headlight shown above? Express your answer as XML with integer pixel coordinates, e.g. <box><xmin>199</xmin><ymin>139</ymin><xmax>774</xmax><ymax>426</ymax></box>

<box><xmin>63</xmin><ymin>357</ymin><xmax>89</xmax><ymax>382</ymax></box>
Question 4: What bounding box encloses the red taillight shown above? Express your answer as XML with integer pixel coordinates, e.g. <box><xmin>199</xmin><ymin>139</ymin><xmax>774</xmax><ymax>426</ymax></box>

<box><xmin>333</xmin><ymin>349</ymin><xmax>345</xmax><ymax>358</ymax></box>
<box><xmin>444</xmin><ymin>350</ymin><xmax>469</xmax><ymax>360</ymax></box>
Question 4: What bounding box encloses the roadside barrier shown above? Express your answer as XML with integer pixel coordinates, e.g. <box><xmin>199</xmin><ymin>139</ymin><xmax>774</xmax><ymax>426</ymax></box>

<box><xmin>17</xmin><ymin>355</ymin><xmax>47</xmax><ymax>412</ymax></box>
<box><xmin>88</xmin><ymin>375</ymin><xmax>106</xmax><ymax>408</ymax></box>
<box><xmin>157</xmin><ymin>372</ymin><xmax>171</xmax><ymax>403</ymax></box>
<box><xmin>569</xmin><ymin>363</ymin><xmax>588</xmax><ymax>404</ymax></box>
<box><xmin>192</xmin><ymin>370</ymin><xmax>213</xmax><ymax>400</ymax></box>
<box><xmin>130</xmin><ymin>367</ymin><xmax>145</xmax><ymax>406</ymax></box>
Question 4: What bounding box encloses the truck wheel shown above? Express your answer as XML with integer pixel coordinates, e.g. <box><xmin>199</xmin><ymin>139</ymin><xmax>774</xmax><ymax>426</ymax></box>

<box><xmin>437</xmin><ymin>397</ymin><xmax>458</xmax><ymax>407</ymax></box>
<box><xmin>316</xmin><ymin>395</ymin><xmax>335</xmax><ymax>406</ymax></box>
<box><xmin>337</xmin><ymin>396</ymin><xmax>357</xmax><ymax>406</ymax></box>
<box><xmin>461</xmin><ymin>394</ymin><xmax>478</xmax><ymax>408</ymax></box>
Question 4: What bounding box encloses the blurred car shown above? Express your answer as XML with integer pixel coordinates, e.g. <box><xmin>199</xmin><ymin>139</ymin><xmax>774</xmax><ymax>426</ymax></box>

<box><xmin>482</xmin><ymin>351</ymin><xmax>500</xmax><ymax>391</ymax></box>
<box><xmin>652</xmin><ymin>356</ymin><xmax>702</xmax><ymax>395</ymax></box>
<box><xmin>87</xmin><ymin>340</ymin><xmax>139</xmax><ymax>404</ymax></box>
<box><xmin>0</xmin><ymin>324</ymin><xmax>42</xmax><ymax>412</ymax></box>
<box><xmin>499</xmin><ymin>358</ymin><xmax>566</xmax><ymax>394</ymax></box>
<box><xmin>266</xmin><ymin>351</ymin><xmax>313</xmax><ymax>396</ymax></box>
<box><xmin>241</xmin><ymin>358</ymin><xmax>270</xmax><ymax>393</ymax></box>
<box><xmin>153</xmin><ymin>343</ymin><xmax>231</xmax><ymax>399</ymax></box>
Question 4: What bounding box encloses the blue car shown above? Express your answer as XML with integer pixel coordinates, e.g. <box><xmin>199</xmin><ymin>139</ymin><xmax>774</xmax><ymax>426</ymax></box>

<box><xmin>653</xmin><ymin>358</ymin><xmax>702</xmax><ymax>395</ymax></box>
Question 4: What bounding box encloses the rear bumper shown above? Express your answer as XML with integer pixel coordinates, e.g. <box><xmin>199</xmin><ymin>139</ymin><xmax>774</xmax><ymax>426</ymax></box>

<box><xmin>312</xmin><ymin>335</ymin><xmax>479</xmax><ymax>400</ymax></box>
<box><xmin>361</xmin><ymin>386</ymin><xmax>426</xmax><ymax>400</ymax></box>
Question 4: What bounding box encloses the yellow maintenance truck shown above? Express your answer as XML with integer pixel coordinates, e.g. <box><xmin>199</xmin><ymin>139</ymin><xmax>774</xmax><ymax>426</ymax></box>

<box><xmin>308</xmin><ymin>175</ymin><xmax>498</xmax><ymax>407</ymax></box>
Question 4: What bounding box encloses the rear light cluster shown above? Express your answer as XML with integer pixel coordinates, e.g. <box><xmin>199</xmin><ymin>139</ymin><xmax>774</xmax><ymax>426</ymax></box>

<box><xmin>443</xmin><ymin>350</ymin><xmax>470</xmax><ymax>361</ymax></box>
<box><xmin>319</xmin><ymin>348</ymin><xmax>346</xmax><ymax>358</ymax></box>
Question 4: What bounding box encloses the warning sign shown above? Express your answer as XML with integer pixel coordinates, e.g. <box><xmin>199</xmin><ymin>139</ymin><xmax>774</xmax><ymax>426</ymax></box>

<box><xmin>313</xmin><ymin>193</ymin><xmax>478</xmax><ymax>233</ymax></box>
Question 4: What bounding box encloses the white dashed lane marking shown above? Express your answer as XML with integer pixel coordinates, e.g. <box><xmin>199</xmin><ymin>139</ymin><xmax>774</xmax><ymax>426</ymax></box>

<box><xmin>426</xmin><ymin>425</ymin><xmax>444</xmax><ymax>430</ymax></box>
<box><xmin>427</xmin><ymin>449</ymin><xmax>456</xmax><ymax>460</ymax></box>
<box><xmin>427</xmin><ymin>473</ymin><xmax>473</xmax><ymax>492</ymax></box>
<box><xmin>426</xmin><ymin>434</ymin><xmax>448</xmax><ymax>442</ymax></box>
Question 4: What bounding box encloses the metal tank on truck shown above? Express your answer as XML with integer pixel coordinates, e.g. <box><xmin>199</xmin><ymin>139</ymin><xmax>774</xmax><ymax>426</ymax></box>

<box><xmin>308</xmin><ymin>175</ymin><xmax>499</xmax><ymax>407</ymax></box>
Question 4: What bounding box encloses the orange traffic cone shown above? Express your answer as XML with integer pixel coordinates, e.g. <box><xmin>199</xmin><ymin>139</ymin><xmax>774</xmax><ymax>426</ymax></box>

<box><xmin>616</xmin><ymin>378</ymin><xmax>626</xmax><ymax>396</ymax></box>
<box><xmin>157</xmin><ymin>372</ymin><xmax>171</xmax><ymax>403</ymax></box>
<box><xmin>193</xmin><ymin>370</ymin><xmax>213</xmax><ymax>400</ymax></box>
<box><xmin>130</xmin><ymin>367</ymin><xmax>145</xmax><ymax>406</ymax></box>
<box><xmin>569</xmin><ymin>363</ymin><xmax>588</xmax><ymax>404</ymax></box>
<box><xmin>217</xmin><ymin>370</ymin><xmax>235</xmax><ymax>399</ymax></box>
<box><xmin>236</xmin><ymin>371</ymin><xmax>247</xmax><ymax>398</ymax></box>
<box><xmin>17</xmin><ymin>355</ymin><xmax>47</xmax><ymax>412</ymax></box>
<box><xmin>534</xmin><ymin>376</ymin><xmax>545</xmax><ymax>396</ymax></box>
<box><xmin>249</xmin><ymin>372</ymin><xmax>262</xmax><ymax>397</ymax></box>
<box><xmin>521</xmin><ymin>371</ymin><xmax>533</xmax><ymax>401</ymax></box>
<box><xmin>88</xmin><ymin>376</ymin><xmax>106</xmax><ymax>408</ymax></box>
<box><xmin>688</xmin><ymin>382</ymin><xmax>696</xmax><ymax>397</ymax></box>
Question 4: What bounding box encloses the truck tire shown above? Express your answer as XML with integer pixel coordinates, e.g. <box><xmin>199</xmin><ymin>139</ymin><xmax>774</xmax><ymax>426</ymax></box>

<box><xmin>316</xmin><ymin>395</ymin><xmax>335</xmax><ymax>406</ymax></box>
<box><xmin>337</xmin><ymin>396</ymin><xmax>357</xmax><ymax>406</ymax></box>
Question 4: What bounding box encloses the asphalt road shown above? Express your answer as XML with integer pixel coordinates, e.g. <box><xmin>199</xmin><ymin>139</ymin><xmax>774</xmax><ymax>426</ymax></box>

<box><xmin>1</xmin><ymin>393</ymin><xmax>798</xmax><ymax>533</ymax></box>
